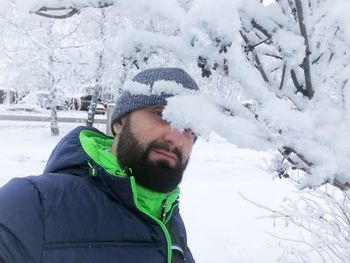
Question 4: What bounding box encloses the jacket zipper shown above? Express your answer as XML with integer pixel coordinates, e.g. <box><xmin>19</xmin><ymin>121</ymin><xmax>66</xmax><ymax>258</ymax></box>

<box><xmin>165</xmin><ymin>202</ymin><xmax>178</xmax><ymax>224</ymax></box>
<box><xmin>90</xmin><ymin>166</ymin><xmax>174</xmax><ymax>263</ymax></box>
<box><xmin>161</xmin><ymin>195</ymin><xmax>168</xmax><ymax>223</ymax></box>
<box><xmin>129</xmin><ymin>177</ymin><xmax>173</xmax><ymax>263</ymax></box>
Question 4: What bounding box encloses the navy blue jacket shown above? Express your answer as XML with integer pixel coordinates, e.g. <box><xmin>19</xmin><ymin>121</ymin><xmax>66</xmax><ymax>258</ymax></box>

<box><xmin>0</xmin><ymin>127</ymin><xmax>194</xmax><ymax>263</ymax></box>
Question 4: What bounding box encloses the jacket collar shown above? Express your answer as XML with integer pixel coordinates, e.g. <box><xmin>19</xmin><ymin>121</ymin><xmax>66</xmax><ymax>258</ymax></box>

<box><xmin>58</xmin><ymin>127</ymin><xmax>181</xmax><ymax>219</ymax></box>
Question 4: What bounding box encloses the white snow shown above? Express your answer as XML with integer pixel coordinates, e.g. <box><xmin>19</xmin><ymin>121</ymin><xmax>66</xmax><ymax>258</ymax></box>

<box><xmin>164</xmin><ymin>94</ymin><xmax>271</xmax><ymax>151</ymax></box>
<box><xmin>0</xmin><ymin>119</ymin><xmax>310</xmax><ymax>263</ymax></box>
<box><xmin>123</xmin><ymin>80</ymin><xmax>191</xmax><ymax>96</ymax></box>
<box><xmin>153</xmin><ymin>80</ymin><xmax>190</xmax><ymax>96</ymax></box>
<box><xmin>271</xmin><ymin>29</ymin><xmax>305</xmax><ymax>66</ymax></box>
<box><xmin>123</xmin><ymin>81</ymin><xmax>152</xmax><ymax>95</ymax></box>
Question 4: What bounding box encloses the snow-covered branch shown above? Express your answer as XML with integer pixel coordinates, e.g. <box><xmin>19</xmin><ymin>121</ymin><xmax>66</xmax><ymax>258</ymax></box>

<box><xmin>15</xmin><ymin>0</ymin><xmax>114</xmax><ymax>18</ymax></box>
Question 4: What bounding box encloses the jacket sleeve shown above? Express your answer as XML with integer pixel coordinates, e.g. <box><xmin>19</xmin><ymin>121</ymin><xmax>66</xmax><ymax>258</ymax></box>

<box><xmin>180</xmin><ymin>218</ymin><xmax>195</xmax><ymax>263</ymax></box>
<box><xmin>184</xmin><ymin>246</ymin><xmax>195</xmax><ymax>263</ymax></box>
<box><xmin>0</xmin><ymin>177</ymin><xmax>44</xmax><ymax>263</ymax></box>
<box><xmin>168</xmin><ymin>209</ymin><xmax>196</xmax><ymax>263</ymax></box>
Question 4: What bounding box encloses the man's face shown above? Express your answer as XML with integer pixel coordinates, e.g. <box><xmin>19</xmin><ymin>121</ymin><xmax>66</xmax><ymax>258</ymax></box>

<box><xmin>113</xmin><ymin>106</ymin><xmax>195</xmax><ymax>193</ymax></box>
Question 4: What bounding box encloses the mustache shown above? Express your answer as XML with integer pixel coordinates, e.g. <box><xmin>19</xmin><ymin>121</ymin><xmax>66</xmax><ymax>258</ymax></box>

<box><xmin>147</xmin><ymin>141</ymin><xmax>183</xmax><ymax>164</ymax></box>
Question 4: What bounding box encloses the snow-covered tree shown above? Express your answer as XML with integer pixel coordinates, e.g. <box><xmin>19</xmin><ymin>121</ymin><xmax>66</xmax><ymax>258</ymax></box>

<box><xmin>14</xmin><ymin>0</ymin><xmax>350</xmax><ymax>187</ymax></box>
<box><xmin>1</xmin><ymin>0</ymin><xmax>106</xmax><ymax>134</ymax></box>
<box><xmin>186</xmin><ymin>1</ymin><xmax>350</xmax><ymax>260</ymax></box>
<box><xmin>238</xmin><ymin>0</ymin><xmax>350</xmax><ymax>189</ymax></box>
<box><xmin>0</xmin><ymin>0</ymin><xmax>48</xmax><ymax>99</ymax></box>
<box><xmin>5</xmin><ymin>0</ymin><xmax>350</xmax><ymax>259</ymax></box>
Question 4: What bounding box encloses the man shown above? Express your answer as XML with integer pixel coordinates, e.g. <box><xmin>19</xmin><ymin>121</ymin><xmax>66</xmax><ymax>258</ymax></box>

<box><xmin>0</xmin><ymin>67</ymin><xmax>199</xmax><ymax>263</ymax></box>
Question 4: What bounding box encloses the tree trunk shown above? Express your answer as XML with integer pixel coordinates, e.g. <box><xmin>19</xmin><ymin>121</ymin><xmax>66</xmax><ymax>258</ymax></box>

<box><xmin>85</xmin><ymin>8</ymin><xmax>106</xmax><ymax>127</ymax></box>
<box><xmin>50</xmin><ymin>107</ymin><xmax>59</xmax><ymax>136</ymax></box>
<box><xmin>47</xmin><ymin>22</ymin><xmax>60</xmax><ymax>136</ymax></box>
<box><xmin>86</xmin><ymin>87</ymin><xmax>99</xmax><ymax>127</ymax></box>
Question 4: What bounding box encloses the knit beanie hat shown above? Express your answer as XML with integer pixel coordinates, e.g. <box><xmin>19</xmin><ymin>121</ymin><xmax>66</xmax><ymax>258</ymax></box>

<box><xmin>110</xmin><ymin>67</ymin><xmax>200</xmax><ymax>135</ymax></box>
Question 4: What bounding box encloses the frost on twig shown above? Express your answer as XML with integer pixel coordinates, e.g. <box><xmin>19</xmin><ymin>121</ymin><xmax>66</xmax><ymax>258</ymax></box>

<box><xmin>240</xmin><ymin>186</ymin><xmax>350</xmax><ymax>262</ymax></box>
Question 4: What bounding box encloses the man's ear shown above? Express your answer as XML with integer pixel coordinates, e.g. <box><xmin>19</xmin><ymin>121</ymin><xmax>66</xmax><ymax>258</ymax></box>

<box><xmin>112</xmin><ymin>118</ymin><xmax>124</xmax><ymax>136</ymax></box>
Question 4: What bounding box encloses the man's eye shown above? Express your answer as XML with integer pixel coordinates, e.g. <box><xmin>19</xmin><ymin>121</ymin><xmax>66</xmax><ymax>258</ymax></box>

<box><xmin>184</xmin><ymin>128</ymin><xmax>196</xmax><ymax>137</ymax></box>
<box><xmin>153</xmin><ymin>110</ymin><xmax>163</xmax><ymax>117</ymax></box>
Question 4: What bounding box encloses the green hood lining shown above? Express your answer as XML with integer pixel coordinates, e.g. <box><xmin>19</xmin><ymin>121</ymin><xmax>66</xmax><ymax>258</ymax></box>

<box><xmin>79</xmin><ymin>129</ymin><xmax>180</xmax><ymax>219</ymax></box>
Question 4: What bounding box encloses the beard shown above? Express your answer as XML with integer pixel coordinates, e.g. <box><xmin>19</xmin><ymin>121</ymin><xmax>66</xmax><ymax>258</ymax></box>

<box><xmin>116</xmin><ymin>116</ymin><xmax>188</xmax><ymax>193</ymax></box>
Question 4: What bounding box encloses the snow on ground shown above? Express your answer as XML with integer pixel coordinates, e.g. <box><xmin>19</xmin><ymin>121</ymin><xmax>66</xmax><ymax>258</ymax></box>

<box><xmin>0</xmin><ymin>119</ymin><xmax>305</xmax><ymax>262</ymax></box>
<box><xmin>182</xmin><ymin>135</ymin><xmax>301</xmax><ymax>263</ymax></box>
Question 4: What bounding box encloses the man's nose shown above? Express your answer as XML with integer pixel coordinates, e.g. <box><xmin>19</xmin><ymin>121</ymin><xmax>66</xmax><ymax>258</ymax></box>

<box><xmin>164</xmin><ymin>127</ymin><xmax>184</xmax><ymax>147</ymax></box>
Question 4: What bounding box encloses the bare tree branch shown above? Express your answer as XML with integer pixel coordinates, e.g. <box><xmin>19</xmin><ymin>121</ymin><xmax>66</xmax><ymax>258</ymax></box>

<box><xmin>276</xmin><ymin>0</ymin><xmax>298</xmax><ymax>21</ymax></box>
<box><xmin>341</xmin><ymin>79</ymin><xmax>348</xmax><ymax>110</ymax></box>
<box><xmin>291</xmin><ymin>68</ymin><xmax>308</xmax><ymax>96</ymax></box>
<box><xmin>312</xmin><ymin>52</ymin><xmax>324</xmax><ymax>64</ymax></box>
<box><xmin>1</xmin><ymin>15</ymin><xmax>51</xmax><ymax>52</ymax></box>
<box><xmin>277</xmin><ymin>146</ymin><xmax>312</xmax><ymax>174</ymax></box>
<box><xmin>279</xmin><ymin>63</ymin><xmax>287</xmax><ymax>90</ymax></box>
<box><xmin>251</xmin><ymin>20</ymin><xmax>272</xmax><ymax>39</ymax></box>
<box><xmin>30</xmin><ymin>7</ymin><xmax>80</xmax><ymax>19</ymax></box>
<box><xmin>295</xmin><ymin>0</ymin><xmax>314</xmax><ymax>99</ymax></box>
<box><xmin>264</xmin><ymin>53</ymin><xmax>283</xmax><ymax>60</ymax></box>
<box><xmin>240</xmin><ymin>30</ymin><xmax>269</xmax><ymax>83</ymax></box>
<box><xmin>269</xmin><ymin>232</ymin><xmax>328</xmax><ymax>263</ymax></box>
<box><xmin>30</xmin><ymin>2</ymin><xmax>114</xmax><ymax>19</ymax></box>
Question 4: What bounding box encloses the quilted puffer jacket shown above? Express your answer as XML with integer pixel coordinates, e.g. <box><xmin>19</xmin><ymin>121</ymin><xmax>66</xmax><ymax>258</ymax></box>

<box><xmin>0</xmin><ymin>126</ymin><xmax>194</xmax><ymax>263</ymax></box>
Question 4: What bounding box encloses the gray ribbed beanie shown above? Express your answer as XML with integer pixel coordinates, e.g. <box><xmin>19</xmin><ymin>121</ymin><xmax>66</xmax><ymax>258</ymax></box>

<box><xmin>110</xmin><ymin>67</ymin><xmax>199</xmax><ymax>135</ymax></box>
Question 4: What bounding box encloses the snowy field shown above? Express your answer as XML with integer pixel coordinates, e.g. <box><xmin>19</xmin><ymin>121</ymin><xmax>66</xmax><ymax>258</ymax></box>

<box><xmin>0</xmin><ymin>119</ymin><xmax>308</xmax><ymax>263</ymax></box>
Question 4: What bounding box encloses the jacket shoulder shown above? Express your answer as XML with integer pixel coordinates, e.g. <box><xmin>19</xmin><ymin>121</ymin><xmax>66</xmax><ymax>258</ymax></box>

<box><xmin>0</xmin><ymin>177</ymin><xmax>44</xmax><ymax>263</ymax></box>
